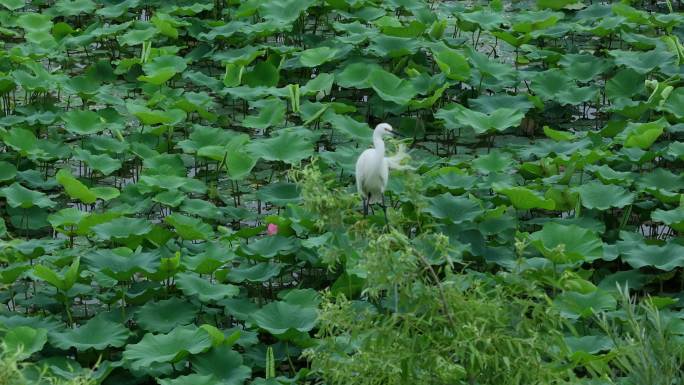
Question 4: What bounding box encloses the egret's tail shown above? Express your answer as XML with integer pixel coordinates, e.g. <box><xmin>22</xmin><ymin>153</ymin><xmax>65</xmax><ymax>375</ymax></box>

<box><xmin>385</xmin><ymin>144</ymin><xmax>413</xmax><ymax>171</ymax></box>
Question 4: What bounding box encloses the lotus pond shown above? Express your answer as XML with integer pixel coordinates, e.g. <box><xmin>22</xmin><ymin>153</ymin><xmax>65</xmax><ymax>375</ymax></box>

<box><xmin>0</xmin><ymin>0</ymin><xmax>683</xmax><ymax>384</ymax></box>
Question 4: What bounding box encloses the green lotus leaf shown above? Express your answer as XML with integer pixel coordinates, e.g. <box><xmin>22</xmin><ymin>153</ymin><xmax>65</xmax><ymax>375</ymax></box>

<box><xmin>300</xmin><ymin>46</ymin><xmax>339</xmax><ymax>67</ymax></box>
<box><xmin>543</xmin><ymin>126</ymin><xmax>574</xmax><ymax>141</ymax></box>
<box><xmin>56</xmin><ymin>169</ymin><xmax>97</xmax><ymax>204</ymax></box>
<box><xmin>240</xmin><ymin>236</ymin><xmax>298</xmax><ymax>259</ymax></box>
<box><xmin>91</xmin><ymin>187</ymin><xmax>120</xmax><ymax>201</ymax></box>
<box><xmin>154</xmin><ymin>190</ymin><xmax>186</xmax><ymax>207</ymax></box>
<box><xmin>61</xmin><ymin>110</ymin><xmax>106</xmax><ymax>135</ymax></box>
<box><xmin>247</xmin><ymin>129</ymin><xmax>317</xmax><ymax>165</ymax></box>
<box><xmin>424</xmin><ymin>193</ymin><xmax>482</xmax><ymax>223</ymax></box>
<box><xmin>510</xmin><ymin>9</ymin><xmax>563</xmax><ymax>33</ymax></box>
<box><xmin>243</xmin><ymin>62</ymin><xmax>279</xmax><ymax>88</ymax></box>
<box><xmin>323</xmin><ymin>113</ymin><xmax>371</xmax><ymax>144</ymax></box>
<box><xmin>658</xmin><ymin>87</ymin><xmax>684</xmax><ymax>119</ymax></box>
<box><xmin>17</xmin><ymin>13</ymin><xmax>53</xmax><ymax>32</ymax></box>
<box><xmin>158</xmin><ymin>374</ymin><xmax>216</xmax><ymax>385</ymax></box>
<box><xmin>471</xmin><ymin>151</ymin><xmax>513</xmax><ymax>174</ymax></box>
<box><xmin>652</xmin><ymin>206</ymin><xmax>684</xmax><ymax>232</ymax></box>
<box><xmin>335</xmin><ymin>61</ymin><xmax>381</xmax><ymax>89</ymax></box>
<box><xmin>0</xmin><ymin>182</ymin><xmax>55</xmax><ymax>208</ymax></box>
<box><xmin>564</xmin><ymin>335</ymin><xmax>614</xmax><ymax>359</ymax></box>
<box><xmin>51</xmin><ymin>0</ymin><xmax>96</xmax><ymax>16</ymax></box>
<box><xmin>83</xmin><ymin>248</ymin><xmax>160</xmax><ymax>281</ymax></box>
<box><xmin>0</xmin><ymin>161</ymin><xmax>17</xmax><ymax>182</ymax></box>
<box><xmin>180</xmin><ymin>199</ymin><xmax>221</xmax><ymax>220</ymax></box>
<box><xmin>436</xmin><ymin>104</ymin><xmax>524</xmax><ymax>134</ymax></box>
<box><xmin>431</xmin><ymin>169</ymin><xmax>477</xmax><ymax>191</ymax></box>
<box><xmin>553</xmin><ymin>289</ymin><xmax>616</xmax><ymax>319</ymax></box>
<box><xmin>138</xmin><ymin>55</ymin><xmax>187</xmax><ymax>85</ymax></box>
<box><xmin>605</xmin><ymin>68</ymin><xmax>645</xmax><ymax>101</ymax></box>
<box><xmin>279</xmin><ymin>288</ymin><xmax>320</xmax><ymax>308</ymax></box>
<box><xmin>1</xmin><ymin>127</ymin><xmax>37</xmax><ymax>154</ymax></box>
<box><xmin>432</xmin><ymin>48</ymin><xmax>470</xmax><ymax>81</ymax></box>
<box><xmin>616</xmin><ymin>118</ymin><xmax>668</xmax><ymax>149</ymax></box>
<box><xmin>241</xmin><ymin>98</ymin><xmax>286</xmax><ymax>130</ymax></box>
<box><xmin>50</xmin><ymin>315</ymin><xmax>129</xmax><ymax>351</ymax></box>
<box><xmin>458</xmin><ymin>9</ymin><xmax>505</xmax><ymax>30</ymax></box>
<box><xmin>255</xmin><ymin>182</ymin><xmax>300</xmax><ymax>206</ymax></box>
<box><xmin>0</xmin><ymin>0</ymin><xmax>24</xmax><ymax>10</ymax></box>
<box><xmin>92</xmin><ymin>217</ymin><xmax>153</xmax><ymax>239</ymax></box>
<box><xmin>619</xmin><ymin>241</ymin><xmax>684</xmax><ymax>271</ymax></box>
<box><xmin>497</xmin><ymin>186</ymin><xmax>556</xmax><ymax>210</ymax></box>
<box><xmin>126</xmin><ymin>102</ymin><xmax>187</xmax><ymax>126</ymax></box>
<box><xmin>33</xmin><ymin>257</ymin><xmax>80</xmax><ymax>292</ymax></box>
<box><xmin>139</xmin><ymin>175</ymin><xmax>207</xmax><ymax>194</ymax></box>
<box><xmin>530</xmin><ymin>223</ymin><xmax>603</xmax><ymax>263</ymax></box>
<box><xmin>164</xmin><ymin>213</ymin><xmax>214</xmax><ymax>240</ymax></box>
<box><xmin>367</xmin><ymin>35</ymin><xmax>420</xmax><ymax>58</ymax></box>
<box><xmin>226</xmin><ymin>262</ymin><xmax>282</xmax><ymax>283</ymax></box>
<box><xmin>96</xmin><ymin>0</ymin><xmax>139</xmax><ymax>17</ymax></box>
<box><xmin>213</xmin><ymin>134</ymin><xmax>258</xmax><ymax>180</ymax></box>
<box><xmin>368</xmin><ymin>68</ymin><xmax>418</xmax><ymax>105</ymax></box>
<box><xmin>176</xmin><ymin>272</ymin><xmax>240</xmax><ymax>303</ymax></box>
<box><xmin>0</xmin><ymin>262</ymin><xmax>30</xmax><ymax>284</ymax></box>
<box><xmin>72</xmin><ymin>148</ymin><xmax>122</xmax><ymax>176</ymax></box>
<box><xmin>190</xmin><ymin>345</ymin><xmax>251</xmax><ymax>385</ymax></box>
<box><xmin>251</xmin><ymin>301</ymin><xmax>317</xmax><ymax>335</ymax></box>
<box><xmin>136</xmin><ymin>297</ymin><xmax>198</xmax><ymax>333</ymax></box>
<box><xmin>609</xmin><ymin>49</ymin><xmax>676</xmax><ymax>74</ymax></box>
<box><xmin>574</xmin><ymin>182</ymin><xmax>635</xmax><ymax>210</ymax></box>
<box><xmin>257</xmin><ymin>0</ymin><xmax>316</xmax><ymax>26</ymax></box>
<box><xmin>559</xmin><ymin>54</ymin><xmax>612</xmax><ymax>82</ymax></box>
<box><xmin>48</xmin><ymin>208</ymin><xmax>88</xmax><ymax>229</ymax></box>
<box><xmin>123</xmin><ymin>325</ymin><xmax>212</xmax><ymax>371</ymax></box>
<box><xmin>178</xmin><ymin>126</ymin><xmax>234</xmax><ymax>154</ymax></box>
<box><xmin>637</xmin><ymin>169</ymin><xmax>684</xmax><ymax>201</ymax></box>
<box><xmin>214</xmin><ymin>46</ymin><xmax>264</xmax><ymax>66</ymax></box>
<box><xmin>3</xmin><ymin>326</ymin><xmax>47</xmax><ymax>360</ymax></box>
<box><xmin>301</xmin><ymin>73</ymin><xmax>334</xmax><ymax>96</ymax></box>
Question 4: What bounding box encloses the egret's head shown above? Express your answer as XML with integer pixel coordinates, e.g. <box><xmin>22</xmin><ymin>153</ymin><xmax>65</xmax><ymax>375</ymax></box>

<box><xmin>375</xmin><ymin>122</ymin><xmax>393</xmax><ymax>136</ymax></box>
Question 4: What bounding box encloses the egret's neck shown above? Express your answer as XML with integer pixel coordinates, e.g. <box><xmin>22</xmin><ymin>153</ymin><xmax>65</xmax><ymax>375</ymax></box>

<box><xmin>373</xmin><ymin>131</ymin><xmax>385</xmax><ymax>156</ymax></box>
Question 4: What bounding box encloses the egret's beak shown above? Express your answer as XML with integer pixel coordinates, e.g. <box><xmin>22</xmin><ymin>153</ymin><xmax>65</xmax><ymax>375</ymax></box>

<box><xmin>388</xmin><ymin>130</ymin><xmax>406</xmax><ymax>138</ymax></box>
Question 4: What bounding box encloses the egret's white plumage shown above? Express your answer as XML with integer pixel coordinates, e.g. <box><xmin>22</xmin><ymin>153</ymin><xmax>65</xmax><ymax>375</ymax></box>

<box><xmin>355</xmin><ymin>123</ymin><xmax>410</xmax><ymax>219</ymax></box>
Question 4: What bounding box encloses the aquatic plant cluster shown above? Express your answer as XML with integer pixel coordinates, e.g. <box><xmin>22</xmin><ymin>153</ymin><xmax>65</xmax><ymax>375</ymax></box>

<box><xmin>0</xmin><ymin>0</ymin><xmax>682</xmax><ymax>384</ymax></box>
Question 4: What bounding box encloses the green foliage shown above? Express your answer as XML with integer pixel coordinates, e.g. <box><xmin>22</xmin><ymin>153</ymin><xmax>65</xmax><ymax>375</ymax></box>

<box><xmin>0</xmin><ymin>1</ymin><xmax>682</xmax><ymax>384</ymax></box>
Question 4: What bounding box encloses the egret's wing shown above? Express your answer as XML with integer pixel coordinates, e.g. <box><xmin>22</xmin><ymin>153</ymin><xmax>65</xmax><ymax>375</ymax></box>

<box><xmin>355</xmin><ymin>149</ymin><xmax>373</xmax><ymax>198</ymax></box>
<box><xmin>385</xmin><ymin>144</ymin><xmax>413</xmax><ymax>171</ymax></box>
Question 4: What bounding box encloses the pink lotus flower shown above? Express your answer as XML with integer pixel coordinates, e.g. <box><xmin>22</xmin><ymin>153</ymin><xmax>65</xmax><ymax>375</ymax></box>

<box><xmin>267</xmin><ymin>223</ymin><xmax>278</xmax><ymax>236</ymax></box>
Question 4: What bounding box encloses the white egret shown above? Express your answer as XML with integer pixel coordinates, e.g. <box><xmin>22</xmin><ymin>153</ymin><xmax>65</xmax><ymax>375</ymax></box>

<box><xmin>355</xmin><ymin>122</ymin><xmax>410</xmax><ymax>223</ymax></box>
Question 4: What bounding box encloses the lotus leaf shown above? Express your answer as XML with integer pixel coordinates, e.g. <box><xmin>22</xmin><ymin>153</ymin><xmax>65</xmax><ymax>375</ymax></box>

<box><xmin>436</xmin><ymin>104</ymin><xmax>524</xmax><ymax>134</ymax></box>
<box><xmin>574</xmin><ymin>182</ymin><xmax>635</xmax><ymax>210</ymax></box>
<box><xmin>1</xmin><ymin>182</ymin><xmax>55</xmax><ymax>208</ymax></box>
<box><xmin>3</xmin><ymin>326</ymin><xmax>47</xmax><ymax>360</ymax></box>
<box><xmin>50</xmin><ymin>315</ymin><xmax>129</xmax><ymax>351</ymax></box>
<box><xmin>135</xmin><ymin>298</ymin><xmax>198</xmax><ymax>333</ymax></box>
<box><xmin>251</xmin><ymin>301</ymin><xmax>317</xmax><ymax>335</ymax></box>
<box><xmin>164</xmin><ymin>213</ymin><xmax>214</xmax><ymax>240</ymax></box>
<box><xmin>176</xmin><ymin>272</ymin><xmax>240</xmax><ymax>303</ymax></box>
<box><xmin>497</xmin><ymin>186</ymin><xmax>556</xmax><ymax>210</ymax></box>
<box><xmin>424</xmin><ymin>193</ymin><xmax>482</xmax><ymax>223</ymax></box>
<box><xmin>530</xmin><ymin>223</ymin><xmax>603</xmax><ymax>263</ymax></box>
<box><xmin>190</xmin><ymin>345</ymin><xmax>251</xmax><ymax>385</ymax></box>
<box><xmin>247</xmin><ymin>129</ymin><xmax>317</xmax><ymax>165</ymax></box>
<box><xmin>123</xmin><ymin>325</ymin><xmax>212</xmax><ymax>371</ymax></box>
<box><xmin>553</xmin><ymin>289</ymin><xmax>617</xmax><ymax>319</ymax></box>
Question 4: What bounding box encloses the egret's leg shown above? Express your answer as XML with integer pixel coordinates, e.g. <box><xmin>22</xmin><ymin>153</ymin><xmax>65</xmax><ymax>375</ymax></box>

<box><xmin>381</xmin><ymin>193</ymin><xmax>388</xmax><ymax>226</ymax></box>
<box><xmin>362</xmin><ymin>197</ymin><xmax>368</xmax><ymax>216</ymax></box>
<box><xmin>368</xmin><ymin>193</ymin><xmax>375</xmax><ymax>215</ymax></box>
